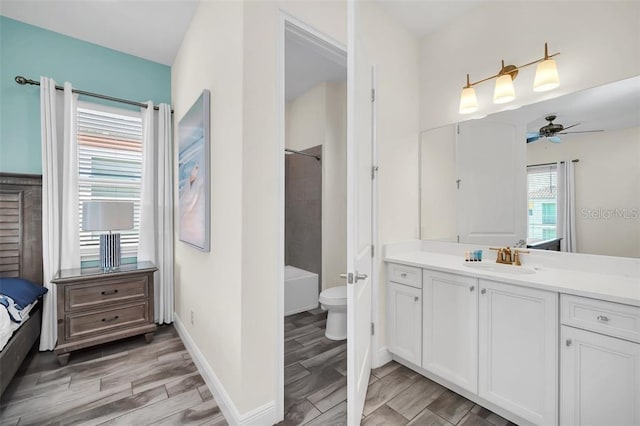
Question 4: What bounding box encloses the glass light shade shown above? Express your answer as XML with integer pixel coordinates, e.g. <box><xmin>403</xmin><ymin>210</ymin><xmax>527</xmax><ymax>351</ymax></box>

<box><xmin>533</xmin><ymin>59</ymin><xmax>560</xmax><ymax>92</ymax></box>
<box><xmin>493</xmin><ymin>74</ymin><xmax>515</xmax><ymax>104</ymax></box>
<box><xmin>459</xmin><ymin>87</ymin><xmax>478</xmax><ymax>114</ymax></box>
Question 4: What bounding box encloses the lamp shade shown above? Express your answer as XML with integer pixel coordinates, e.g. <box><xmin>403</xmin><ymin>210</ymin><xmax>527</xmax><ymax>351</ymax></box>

<box><xmin>533</xmin><ymin>59</ymin><xmax>560</xmax><ymax>92</ymax></box>
<box><xmin>82</xmin><ymin>201</ymin><xmax>134</xmax><ymax>231</ymax></box>
<box><xmin>493</xmin><ymin>74</ymin><xmax>515</xmax><ymax>104</ymax></box>
<box><xmin>459</xmin><ymin>87</ymin><xmax>479</xmax><ymax>114</ymax></box>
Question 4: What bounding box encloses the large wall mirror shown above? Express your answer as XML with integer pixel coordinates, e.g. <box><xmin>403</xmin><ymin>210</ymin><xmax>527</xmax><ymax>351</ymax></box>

<box><xmin>420</xmin><ymin>76</ymin><xmax>640</xmax><ymax>258</ymax></box>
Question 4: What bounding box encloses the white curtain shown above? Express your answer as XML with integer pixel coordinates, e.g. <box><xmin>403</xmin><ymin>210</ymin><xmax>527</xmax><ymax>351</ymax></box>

<box><xmin>138</xmin><ymin>102</ymin><xmax>174</xmax><ymax>324</ymax></box>
<box><xmin>40</xmin><ymin>78</ymin><xmax>80</xmax><ymax>350</ymax></box>
<box><xmin>557</xmin><ymin>160</ymin><xmax>577</xmax><ymax>252</ymax></box>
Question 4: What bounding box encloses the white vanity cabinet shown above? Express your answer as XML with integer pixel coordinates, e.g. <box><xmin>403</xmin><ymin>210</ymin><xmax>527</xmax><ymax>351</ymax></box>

<box><xmin>560</xmin><ymin>295</ymin><xmax>640</xmax><ymax>426</ymax></box>
<box><xmin>422</xmin><ymin>270</ymin><xmax>478</xmax><ymax>393</ymax></box>
<box><xmin>478</xmin><ymin>279</ymin><xmax>558</xmax><ymax>426</ymax></box>
<box><xmin>386</xmin><ymin>264</ymin><xmax>422</xmax><ymax>365</ymax></box>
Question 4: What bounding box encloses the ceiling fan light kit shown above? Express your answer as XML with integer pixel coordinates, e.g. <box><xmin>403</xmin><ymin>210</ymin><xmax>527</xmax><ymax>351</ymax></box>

<box><xmin>459</xmin><ymin>42</ymin><xmax>560</xmax><ymax>114</ymax></box>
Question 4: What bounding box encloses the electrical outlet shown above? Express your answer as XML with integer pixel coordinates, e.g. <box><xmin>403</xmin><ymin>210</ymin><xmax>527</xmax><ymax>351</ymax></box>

<box><xmin>190</xmin><ymin>310</ymin><xmax>194</xmax><ymax>325</ymax></box>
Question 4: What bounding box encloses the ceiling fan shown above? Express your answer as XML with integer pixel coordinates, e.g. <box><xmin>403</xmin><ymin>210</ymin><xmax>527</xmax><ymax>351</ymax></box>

<box><xmin>526</xmin><ymin>114</ymin><xmax>604</xmax><ymax>143</ymax></box>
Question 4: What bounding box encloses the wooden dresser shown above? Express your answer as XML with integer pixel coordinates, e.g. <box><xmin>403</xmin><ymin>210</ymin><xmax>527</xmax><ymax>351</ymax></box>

<box><xmin>52</xmin><ymin>262</ymin><xmax>157</xmax><ymax>365</ymax></box>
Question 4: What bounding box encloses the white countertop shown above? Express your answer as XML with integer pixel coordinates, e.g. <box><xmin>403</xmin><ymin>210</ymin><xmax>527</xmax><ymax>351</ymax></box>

<box><xmin>385</xmin><ymin>250</ymin><xmax>640</xmax><ymax>307</ymax></box>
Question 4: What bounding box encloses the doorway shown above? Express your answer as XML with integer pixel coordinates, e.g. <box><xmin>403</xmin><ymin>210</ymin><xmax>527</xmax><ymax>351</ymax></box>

<box><xmin>277</xmin><ymin>15</ymin><xmax>348</xmax><ymax>424</ymax></box>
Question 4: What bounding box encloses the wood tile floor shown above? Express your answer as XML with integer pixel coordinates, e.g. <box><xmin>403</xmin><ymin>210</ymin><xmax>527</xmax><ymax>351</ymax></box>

<box><xmin>0</xmin><ymin>325</ymin><xmax>228</xmax><ymax>426</ymax></box>
<box><xmin>282</xmin><ymin>309</ymin><xmax>515</xmax><ymax>426</ymax></box>
<box><xmin>362</xmin><ymin>361</ymin><xmax>517</xmax><ymax>426</ymax></box>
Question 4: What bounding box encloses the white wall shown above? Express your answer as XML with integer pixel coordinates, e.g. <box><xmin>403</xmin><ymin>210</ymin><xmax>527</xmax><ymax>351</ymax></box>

<box><xmin>171</xmin><ymin>0</ymin><xmax>244</xmax><ymax>406</ymax></box>
<box><xmin>420</xmin><ymin>125</ymin><xmax>457</xmax><ymax>241</ymax></box>
<box><xmin>420</xmin><ymin>1</ymin><xmax>640</xmax><ymax>130</ymax></box>
<box><xmin>286</xmin><ymin>81</ymin><xmax>347</xmax><ymax>290</ymax></box>
<box><xmin>527</xmin><ymin>126</ymin><xmax>640</xmax><ymax>258</ymax></box>
<box><xmin>357</xmin><ymin>2</ymin><xmax>421</xmax><ymax>364</ymax></box>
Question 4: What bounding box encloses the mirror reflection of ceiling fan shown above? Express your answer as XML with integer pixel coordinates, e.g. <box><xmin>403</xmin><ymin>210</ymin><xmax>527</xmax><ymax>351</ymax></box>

<box><xmin>526</xmin><ymin>114</ymin><xmax>604</xmax><ymax>143</ymax></box>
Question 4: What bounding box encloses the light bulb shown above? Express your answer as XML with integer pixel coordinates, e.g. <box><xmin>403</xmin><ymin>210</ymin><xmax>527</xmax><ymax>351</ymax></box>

<box><xmin>533</xmin><ymin>59</ymin><xmax>560</xmax><ymax>92</ymax></box>
<box><xmin>493</xmin><ymin>74</ymin><xmax>515</xmax><ymax>104</ymax></box>
<box><xmin>459</xmin><ymin>87</ymin><xmax>478</xmax><ymax>114</ymax></box>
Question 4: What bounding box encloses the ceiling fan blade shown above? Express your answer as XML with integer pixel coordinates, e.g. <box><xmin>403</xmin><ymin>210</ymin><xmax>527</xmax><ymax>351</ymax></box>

<box><xmin>548</xmin><ymin>136</ymin><xmax>562</xmax><ymax>143</ymax></box>
<box><xmin>561</xmin><ymin>123</ymin><xmax>581</xmax><ymax>131</ymax></box>
<box><xmin>526</xmin><ymin>134</ymin><xmax>540</xmax><ymax>143</ymax></box>
<box><xmin>558</xmin><ymin>129</ymin><xmax>605</xmax><ymax>134</ymax></box>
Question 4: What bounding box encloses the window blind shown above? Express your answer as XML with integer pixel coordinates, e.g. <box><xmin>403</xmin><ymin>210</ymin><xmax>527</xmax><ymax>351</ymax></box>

<box><xmin>527</xmin><ymin>164</ymin><xmax>558</xmax><ymax>241</ymax></box>
<box><xmin>77</xmin><ymin>103</ymin><xmax>143</xmax><ymax>260</ymax></box>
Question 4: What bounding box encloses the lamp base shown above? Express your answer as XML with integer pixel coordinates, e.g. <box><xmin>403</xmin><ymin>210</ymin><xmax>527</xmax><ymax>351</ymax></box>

<box><xmin>100</xmin><ymin>233</ymin><xmax>121</xmax><ymax>272</ymax></box>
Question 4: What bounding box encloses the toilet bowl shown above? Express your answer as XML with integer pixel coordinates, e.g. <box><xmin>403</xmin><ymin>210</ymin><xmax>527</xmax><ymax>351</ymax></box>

<box><xmin>319</xmin><ymin>285</ymin><xmax>347</xmax><ymax>340</ymax></box>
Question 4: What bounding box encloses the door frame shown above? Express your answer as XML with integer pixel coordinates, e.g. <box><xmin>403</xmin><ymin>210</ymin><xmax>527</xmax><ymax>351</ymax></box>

<box><xmin>276</xmin><ymin>12</ymin><xmax>347</xmax><ymax>422</ymax></box>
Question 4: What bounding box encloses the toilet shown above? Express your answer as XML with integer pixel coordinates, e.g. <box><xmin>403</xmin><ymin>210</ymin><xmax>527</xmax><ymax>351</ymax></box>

<box><xmin>319</xmin><ymin>285</ymin><xmax>347</xmax><ymax>340</ymax></box>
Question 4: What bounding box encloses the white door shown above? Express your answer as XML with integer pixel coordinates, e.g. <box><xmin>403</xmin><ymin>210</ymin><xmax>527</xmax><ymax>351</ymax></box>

<box><xmin>478</xmin><ymin>279</ymin><xmax>558</xmax><ymax>425</ymax></box>
<box><xmin>422</xmin><ymin>270</ymin><xmax>478</xmax><ymax>393</ymax></box>
<box><xmin>561</xmin><ymin>325</ymin><xmax>640</xmax><ymax>426</ymax></box>
<box><xmin>457</xmin><ymin>120</ymin><xmax>527</xmax><ymax>246</ymax></box>
<box><xmin>387</xmin><ymin>282</ymin><xmax>422</xmax><ymax>365</ymax></box>
<box><xmin>347</xmin><ymin>1</ymin><xmax>374</xmax><ymax>423</ymax></box>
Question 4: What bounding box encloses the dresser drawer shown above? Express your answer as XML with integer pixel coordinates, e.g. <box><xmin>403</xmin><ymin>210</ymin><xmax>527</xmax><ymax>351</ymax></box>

<box><xmin>561</xmin><ymin>294</ymin><xmax>640</xmax><ymax>343</ymax></box>
<box><xmin>387</xmin><ymin>263</ymin><xmax>422</xmax><ymax>288</ymax></box>
<box><xmin>64</xmin><ymin>275</ymin><xmax>149</xmax><ymax>311</ymax></box>
<box><xmin>65</xmin><ymin>302</ymin><xmax>150</xmax><ymax>340</ymax></box>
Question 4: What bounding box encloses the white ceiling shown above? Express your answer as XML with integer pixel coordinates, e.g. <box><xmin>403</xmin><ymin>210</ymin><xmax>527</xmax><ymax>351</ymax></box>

<box><xmin>0</xmin><ymin>0</ymin><xmax>198</xmax><ymax>65</ymax></box>
<box><xmin>375</xmin><ymin>0</ymin><xmax>484</xmax><ymax>39</ymax></box>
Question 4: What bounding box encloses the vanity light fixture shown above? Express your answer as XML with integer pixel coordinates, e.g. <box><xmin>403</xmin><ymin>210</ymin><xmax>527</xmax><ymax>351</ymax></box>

<box><xmin>459</xmin><ymin>43</ymin><xmax>560</xmax><ymax>114</ymax></box>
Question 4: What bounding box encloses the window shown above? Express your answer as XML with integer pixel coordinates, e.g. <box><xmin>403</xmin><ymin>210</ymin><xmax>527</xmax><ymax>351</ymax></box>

<box><xmin>527</xmin><ymin>165</ymin><xmax>557</xmax><ymax>242</ymax></box>
<box><xmin>77</xmin><ymin>102</ymin><xmax>143</xmax><ymax>261</ymax></box>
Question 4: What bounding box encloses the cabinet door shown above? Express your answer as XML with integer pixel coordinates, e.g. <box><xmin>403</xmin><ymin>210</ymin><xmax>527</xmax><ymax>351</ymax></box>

<box><xmin>423</xmin><ymin>270</ymin><xmax>478</xmax><ymax>393</ymax></box>
<box><xmin>561</xmin><ymin>325</ymin><xmax>640</xmax><ymax>426</ymax></box>
<box><xmin>387</xmin><ymin>281</ymin><xmax>422</xmax><ymax>365</ymax></box>
<box><xmin>478</xmin><ymin>279</ymin><xmax>558</xmax><ymax>426</ymax></box>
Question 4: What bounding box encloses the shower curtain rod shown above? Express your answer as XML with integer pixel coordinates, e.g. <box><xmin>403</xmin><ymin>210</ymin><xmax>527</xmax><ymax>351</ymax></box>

<box><xmin>285</xmin><ymin>148</ymin><xmax>321</xmax><ymax>161</ymax></box>
<box><xmin>527</xmin><ymin>159</ymin><xmax>579</xmax><ymax>168</ymax></box>
<box><xmin>14</xmin><ymin>76</ymin><xmax>174</xmax><ymax>113</ymax></box>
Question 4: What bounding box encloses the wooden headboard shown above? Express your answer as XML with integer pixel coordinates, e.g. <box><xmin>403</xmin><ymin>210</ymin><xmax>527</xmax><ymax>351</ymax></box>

<box><xmin>0</xmin><ymin>173</ymin><xmax>43</xmax><ymax>285</ymax></box>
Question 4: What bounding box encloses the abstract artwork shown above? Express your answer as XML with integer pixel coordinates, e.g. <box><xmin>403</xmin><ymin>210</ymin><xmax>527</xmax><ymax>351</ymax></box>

<box><xmin>178</xmin><ymin>90</ymin><xmax>210</xmax><ymax>251</ymax></box>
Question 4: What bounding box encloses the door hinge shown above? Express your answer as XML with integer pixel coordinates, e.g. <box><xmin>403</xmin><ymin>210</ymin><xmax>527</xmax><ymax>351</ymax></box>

<box><xmin>457</xmin><ymin>235</ymin><xmax>460</xmax><ymax>243</ymax></box>
<box><xmin>457</xmin><ymin>124</ymin><xmax>460</xmax><ymax>134</ymax></box>
<box><xmin>456</xmin><ymin>179</ymin><xmax>461</xmax><ymax>189</ymax></box>
<box><xmin>371</xmin><ymin>89</ymin><xmax>376</xmax><ymax>102</ymax></box>
<box><xmin>371</xmin><ymin>322</ymin><xmax>375</xmax><ymax>335</ymax></box>
<box><xmin>371</xmin><ymin>245</ymin><xmax>375</xmax><ymax>258</ymax></box>
<box><xmin>371</xmin><ymin>165</ymin><xmax>379</xmax><ymax>180</ymax></box>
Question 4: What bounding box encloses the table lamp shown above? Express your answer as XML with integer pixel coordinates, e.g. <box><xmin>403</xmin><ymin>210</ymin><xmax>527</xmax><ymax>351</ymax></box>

<box><xmin>82</xmin><ymin>201</ymin><xmax>134</xmax><ymax>271</ymax></box>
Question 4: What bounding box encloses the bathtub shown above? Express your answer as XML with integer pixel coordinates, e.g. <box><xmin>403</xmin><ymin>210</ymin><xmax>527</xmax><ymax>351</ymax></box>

<box><xmin>284</xmin><ymin>265</ymin><xmax>319</xmax><ymax>316</ymax></box>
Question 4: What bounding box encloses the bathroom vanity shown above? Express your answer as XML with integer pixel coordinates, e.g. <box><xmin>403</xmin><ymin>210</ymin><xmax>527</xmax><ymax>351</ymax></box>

<box><xmin>384</xmin><ymin>242</ymin><xmax>640</xmax><ymax>426</ymax></box>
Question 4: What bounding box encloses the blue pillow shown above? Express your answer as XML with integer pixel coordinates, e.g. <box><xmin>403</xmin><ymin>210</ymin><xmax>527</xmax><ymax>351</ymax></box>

<box><xmin>0</xmin><ymin>278</ymin><xmax>48</xmax><ymax>309</ymax></box>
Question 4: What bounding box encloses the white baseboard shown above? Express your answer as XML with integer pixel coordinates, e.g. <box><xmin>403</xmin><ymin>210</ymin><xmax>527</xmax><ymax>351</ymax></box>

<box><xmin>373</xmin><ymin>346</ymin><xmax>392</xmax><ymax>368</ymax></box>
<box><xmin>173</xmin><ymin>314</ymin><xmax>276</xmax><ymax>426</ymax></box>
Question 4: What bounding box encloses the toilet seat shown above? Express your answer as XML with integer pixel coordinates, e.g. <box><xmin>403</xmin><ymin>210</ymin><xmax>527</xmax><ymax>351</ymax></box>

<box><xmin>319</xmin><ymin>286</ymin><xmax>347</xmax><ymax>305</ymax></box>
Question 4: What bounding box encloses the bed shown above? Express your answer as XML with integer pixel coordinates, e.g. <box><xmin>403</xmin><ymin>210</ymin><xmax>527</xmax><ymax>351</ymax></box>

<box><xmin>0</xmin><ymin>173</ymin><xmax>43</xmax><ymax>397</ymax></box>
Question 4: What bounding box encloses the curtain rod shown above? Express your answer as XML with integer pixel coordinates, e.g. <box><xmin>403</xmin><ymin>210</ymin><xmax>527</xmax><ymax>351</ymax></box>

<box><xmin>14</xmin><ymin>76</ymin><xmax>174</xmax><ymax>113</ymax></box>
<box><xmin>285</xmin><ymin>148</ymin><xmax>321</xmax><ymax>161</ymax></box>
<box><xmin>527</xmin><ymin>159</ymin><xmax>579</xmax><ymax>168</ymax></box>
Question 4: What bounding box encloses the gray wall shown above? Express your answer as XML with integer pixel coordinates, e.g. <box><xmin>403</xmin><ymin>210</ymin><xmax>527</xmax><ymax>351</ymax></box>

<box><xmin>285</xmin><ymin>145</ymin><xmax>322</xmax><ymax>283</ymax></box>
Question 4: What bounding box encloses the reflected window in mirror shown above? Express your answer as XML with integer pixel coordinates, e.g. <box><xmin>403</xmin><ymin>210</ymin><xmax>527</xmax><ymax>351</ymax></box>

<box><xmin>527</xmin><ymin>164</ymin><xmax>558</xmax><ymax>245</ymax></box>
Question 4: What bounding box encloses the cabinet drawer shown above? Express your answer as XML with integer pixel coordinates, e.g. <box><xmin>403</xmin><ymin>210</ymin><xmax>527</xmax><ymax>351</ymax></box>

<box><xmin>561</xmin><ymin>294</ymin><xmax>640</xmax><ymax>343</ymax></box>
<box><xmin>387</xmin><ymin>263</ymin><xmax>422</xmax><ymax>288</ymax></box>
<box><xmin>66</xmin><ymin>303</ymin><xmax>150</xmax><ymax>340</ymax></box>
<box><xmin>65</xmin><ymin>275</ymin><xmax>149</xmax><ymax>311</ymax></box>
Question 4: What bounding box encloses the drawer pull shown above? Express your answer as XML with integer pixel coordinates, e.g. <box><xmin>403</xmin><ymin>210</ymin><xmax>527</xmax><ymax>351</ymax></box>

<box><xmin>400</xmin><ymin>273</ymin><xmax>408</xmax><ymax>278</ymax></box>
<box><xmin>101</xmin><ymin>289</ymin><xmax>119</xmax><ymax>296</ymax></box>
<box><xmin>481</xmin><ymin>288</ymin><xmax>486</xmax><ymax>294</ymax></box>
<box><xmin>597</xmin><ymin>315</ymin><xmax>609</xmax><ymax>322</ymax></box>
<box><xmin>102</xmin><ymin>315</ymin><xmax>119</xmax><ymax>322</ymax></box>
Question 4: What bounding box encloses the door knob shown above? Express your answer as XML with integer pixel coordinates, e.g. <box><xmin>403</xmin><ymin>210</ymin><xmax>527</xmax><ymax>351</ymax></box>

<box><xmin>469</xmin><ymin>286</ymin><xmax>475</xmax><ymax>292</ymax></box>
<box><xmin>481</xmin><ymin>288</ymin><xmax>486</xmax><ymax>294</ymax></box>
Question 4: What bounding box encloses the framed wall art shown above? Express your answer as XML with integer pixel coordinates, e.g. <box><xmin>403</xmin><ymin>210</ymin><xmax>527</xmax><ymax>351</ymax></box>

<box><xmin>178</xmin><ymin>90</ymin><xmax>210</xmax><ymax>251</ymax></box>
